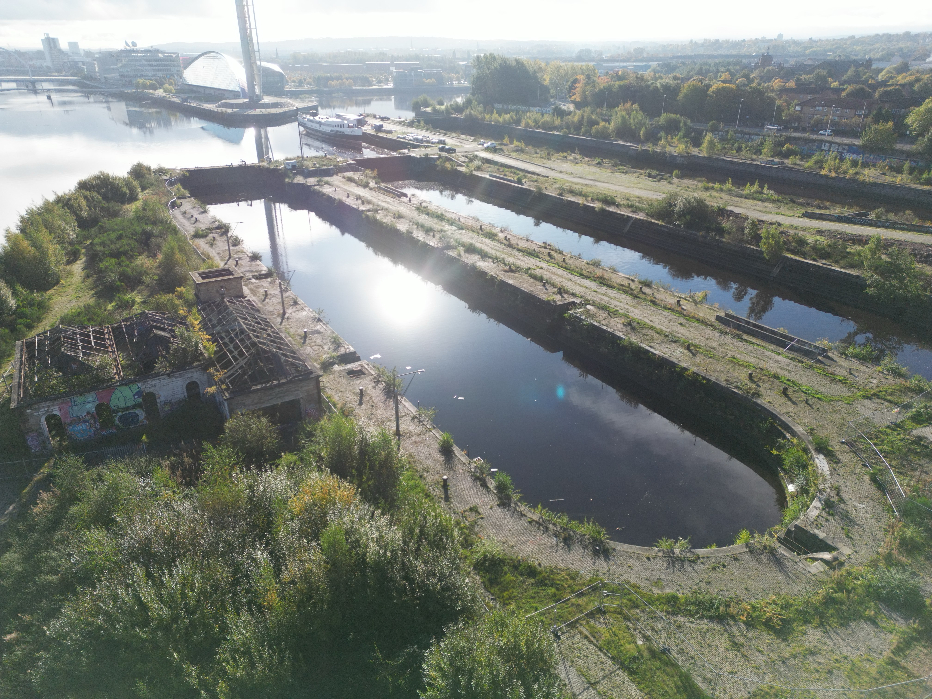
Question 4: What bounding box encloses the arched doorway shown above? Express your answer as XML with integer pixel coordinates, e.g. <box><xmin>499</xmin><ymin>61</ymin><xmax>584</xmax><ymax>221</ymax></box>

<box><xmin>45</xmin><ymin>413</ymin><xmax>66</xmax><ymax>442</ymax></box>
<box><xmin>95</xmin><ymin>402</ymin><xmax>115</xmax><ymax>429</ymax></box>
<box><xmin>142</xmin><ymin>392</ymin><xmax>161</xmax><ymax>423</ymax></box>
<box><xmin>186</xmin><ymin>381</ymin><xmax>201</xmax><ymax>401</ymax></box>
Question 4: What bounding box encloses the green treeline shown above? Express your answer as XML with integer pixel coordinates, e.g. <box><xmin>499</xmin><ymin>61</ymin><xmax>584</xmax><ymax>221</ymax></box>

<box><xmin>446</xmin><ymin>52</ymin><xmax>932</xmax><ymax>170</ymax></box>
<box><xmin>0</xmin><ymin>164</ymin><xmax>199</xmax><ymax>362</ymax></box>
<box><xmin>0</xmin><ymin>412</ymin><xmax>562</xmax><ymax>697</ymax></box>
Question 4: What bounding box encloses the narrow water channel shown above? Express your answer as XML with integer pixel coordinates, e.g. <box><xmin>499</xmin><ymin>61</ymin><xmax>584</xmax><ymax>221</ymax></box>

<box><xmin>210</xmin><ymin>200</ymin><xmax>783</xmax><ymax>547</ymax></box>
<box><xmin>403</xmin><ymin>186</ymin><xmax>932</xmax><ymax>380</ymax></box>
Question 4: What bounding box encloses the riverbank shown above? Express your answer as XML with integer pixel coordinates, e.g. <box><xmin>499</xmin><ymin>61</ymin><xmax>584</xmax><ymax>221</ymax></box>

<box><xmin>170</xmin><ymin>177</ymin><xmax>832</xmax><ymax>600</ymax></box>
<box><xmin>178</xmin><ymin>162</ymin><xmax>920</xmax><ymax>577</ymax></box>
<box><xmin>120</xmin><ymin>91</ymin><xmax>305</xmax><ymax>127</ymax></box>
<box><xmin>420</xmin><ymin>114</ymin><xmax>932</xmax><ymax>214</ymax></box>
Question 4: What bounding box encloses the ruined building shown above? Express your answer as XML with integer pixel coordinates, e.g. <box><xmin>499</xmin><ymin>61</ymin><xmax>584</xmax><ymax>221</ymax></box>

<box><xmin>11</xmin><ymin>269</ymin><xmax>321</xmax><ymax>451</ymax></box>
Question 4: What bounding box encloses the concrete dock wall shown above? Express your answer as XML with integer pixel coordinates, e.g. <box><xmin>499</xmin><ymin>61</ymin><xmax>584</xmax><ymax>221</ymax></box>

<box><xmin>278</xmin><ymin>180</ymin><xmax>794</xmax><ymax>475</ymax></box>
<box><xmin>436</xmin><ymin>169</ymin><xmax>872</xmax><ymax>308</ymax></box>
<box><xmin>420</xmin><ymin>115</ymin><xmax>932</xmax><ymax>211</ymax></box>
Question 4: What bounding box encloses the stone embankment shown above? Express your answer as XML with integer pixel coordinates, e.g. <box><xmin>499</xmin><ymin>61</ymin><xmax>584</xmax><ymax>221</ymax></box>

<box><xmin>420</xmin><ymin>114</ymin><xmax>932</xmax><ymax>213</ymax></box>
<box><xmin>122</xmin><ymin>92</ymin><xmax>302</xmax><ymax>127</ymax></box>
<box><xmin>178</xmin><ymin>162</ymin><xmax>903</xmax><ymax>597</ymax></box>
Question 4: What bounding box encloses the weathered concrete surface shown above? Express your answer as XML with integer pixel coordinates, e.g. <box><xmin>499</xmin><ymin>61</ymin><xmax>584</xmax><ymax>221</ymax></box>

<box><xmin>475</xmin><ymin>149</ymin><xmax>932</xmax><ymax>246</ymax></box>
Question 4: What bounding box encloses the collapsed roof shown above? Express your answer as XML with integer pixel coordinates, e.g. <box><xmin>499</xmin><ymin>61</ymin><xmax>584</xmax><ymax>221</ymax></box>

<box><xmin>198</xmin><ymin>296</ymin><xmax>317</xmax><ymax>395</ymax></box>
<box><xmin>16</xmin><ymin>311</ymin><xmax>188</xmax><ymax>404</ymax></box>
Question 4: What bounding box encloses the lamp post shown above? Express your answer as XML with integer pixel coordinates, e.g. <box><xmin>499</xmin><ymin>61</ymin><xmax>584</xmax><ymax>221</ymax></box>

<box><xmin>392</xmin><ymin>368</ymin><xmax>426</xmax><ymax>439</ymax></box>
<box><xmin>227</xmin><ymin>221</ymin><xmax>242</xmax><ymax>263</ymax></box>
<box><xmin>735</xmin><ymin>98</ymin><xmax>744</xmax><ymax>131</ymax></box>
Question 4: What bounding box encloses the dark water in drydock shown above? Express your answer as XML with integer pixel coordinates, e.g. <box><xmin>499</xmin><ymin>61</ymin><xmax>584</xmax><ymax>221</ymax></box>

<box><xmin>210</xmin><ymin>200</ymin><xmax>783</xmax><ymax>547</ymax></box>
<box><xmin>404</xmin><ymin>187</ymin><xmax>932</xmax><ymax>380</ymax></box>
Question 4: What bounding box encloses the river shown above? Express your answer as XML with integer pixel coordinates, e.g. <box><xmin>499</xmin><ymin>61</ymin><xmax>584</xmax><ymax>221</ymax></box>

<box><xmin>404</xmin><ymin>186</ymin><xmax>932</xmax><ymax>380</ymax></box>
<box><xmin>10</xmin><ymin>88</ymin><xmax>905</xmax><ymax>546</ymax></box>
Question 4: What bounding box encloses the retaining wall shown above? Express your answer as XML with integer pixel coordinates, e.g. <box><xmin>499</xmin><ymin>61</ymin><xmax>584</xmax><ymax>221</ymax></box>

<box><xmin>121</xmin><ymin>92</ymin><xmax>300</xmax><ymax>127</ymax></box>
<box><xmin>279</xmin><ymin>179</ymin><xmax>796</xmax><ymax>474</ymax></box>
<box><xmin>421</xmin><ymin>114</ymin><xmax>932</xmax><ymax>211</ymax></box>
<box><xmin>419</xmin><ymin>167</ymin><xmax>875</xmax><ymax>311</ymax></box>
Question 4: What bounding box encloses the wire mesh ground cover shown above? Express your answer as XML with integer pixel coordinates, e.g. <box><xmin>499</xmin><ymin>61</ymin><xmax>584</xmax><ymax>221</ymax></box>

<box><xmin>845</xmin><ymin>390</ymin><xmax>932</xmax><ymax>519</ymax></box>
<box><xmin>530</xmin><ymin>581</ymin><xmax>932</xmax><ymax>698</ymax></box>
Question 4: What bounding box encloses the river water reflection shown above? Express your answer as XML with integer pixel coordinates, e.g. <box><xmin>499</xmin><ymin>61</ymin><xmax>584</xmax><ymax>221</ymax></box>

<box><xmin>405</xmin><ymin>187</ymin><xmax>932</xmax><ymax>380</ymax></box>
<box><xmin>209</xmin><ymin>200</ymin><xmax>783</xmax><ymax>546</ymax></box>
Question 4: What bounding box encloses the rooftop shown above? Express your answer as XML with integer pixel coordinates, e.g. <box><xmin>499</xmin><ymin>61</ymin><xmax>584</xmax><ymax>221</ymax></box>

<box><xmin>15</xmin><ymin>311</ymin><xmax>189</xmax><ymax>406</ymax></box>
<box><xmin>198</xmin><ymin>296</ymin><xmax>319</xmax><ymax>395</ymax></box>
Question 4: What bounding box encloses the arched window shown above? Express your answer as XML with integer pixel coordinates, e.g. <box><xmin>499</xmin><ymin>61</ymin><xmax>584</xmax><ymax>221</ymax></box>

<box><xmin>95</xmin><ymin>403</ymin><xmax>115</xmax><ymax>429</ymax></box>
<box><xmin>45</xmin><ymin>414</ymin><xmax>66</xmax><ymax>441</ymax></box>
<box><xmin>186</xmin><ymin>381</ymin><xmax>201</xmax><ymax>401</ymax></box>
<box><xmin>142</xmin><ymin>392</ymin><xmax>160</xmax><ymax>423</ymax></box>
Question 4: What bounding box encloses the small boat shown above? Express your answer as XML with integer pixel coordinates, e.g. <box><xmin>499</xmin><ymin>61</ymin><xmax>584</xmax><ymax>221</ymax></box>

<box><xmin>298</xmin><ymin>113</ymin><xmax>363</xmax><ymax>143</ymax></box>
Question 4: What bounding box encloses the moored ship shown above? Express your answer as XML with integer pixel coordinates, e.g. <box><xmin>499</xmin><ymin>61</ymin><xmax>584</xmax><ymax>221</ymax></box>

<box><xmin>298</xmin><ymin>113</ymin><xmax>364</xmax><ymax>142</ymax></box>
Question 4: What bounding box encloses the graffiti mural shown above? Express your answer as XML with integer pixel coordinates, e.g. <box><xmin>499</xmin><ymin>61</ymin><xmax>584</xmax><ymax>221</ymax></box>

<box><xmin>25</xmin><ymin>432</ymin><xmax>43</xmax><ymax>453</ymax></box>
<box><xmin>50</xmin><ymin>383</ymin><xmax>147</xmax><ymax>442</ymax></box>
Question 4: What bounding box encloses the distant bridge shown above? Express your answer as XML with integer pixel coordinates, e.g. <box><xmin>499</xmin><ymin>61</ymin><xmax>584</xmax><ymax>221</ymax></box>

<box><xmin>0</xmin><ymin>75</ymin><xmax>97</xmax><ymax>91</ymax></box>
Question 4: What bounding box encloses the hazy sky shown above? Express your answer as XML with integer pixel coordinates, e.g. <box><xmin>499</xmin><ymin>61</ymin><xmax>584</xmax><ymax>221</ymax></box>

<box><xmin>1</xmin><ymin>0</ymin><xmax>930</xmax><ymax>50</ymax></box>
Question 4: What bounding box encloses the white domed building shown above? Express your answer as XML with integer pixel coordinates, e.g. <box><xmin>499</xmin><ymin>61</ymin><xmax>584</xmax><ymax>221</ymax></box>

<box><xmin>182</xmin><ymin>51</ymin><xmax>287</xmax><ymax>99</ymax></box>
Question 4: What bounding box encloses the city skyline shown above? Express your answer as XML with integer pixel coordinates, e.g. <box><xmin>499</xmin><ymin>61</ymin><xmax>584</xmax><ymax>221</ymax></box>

<box><xmin>1</xmin><ymin>0</ymin><xmax>930</xmax><ymax>51</ymax></box>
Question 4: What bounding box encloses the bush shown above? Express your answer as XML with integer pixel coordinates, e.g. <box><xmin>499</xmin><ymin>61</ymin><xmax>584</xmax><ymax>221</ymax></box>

<box><xmin>76</xmin><ymin>171</ymin><xmax>140</xmax><ymax>205</ymax></box>
<box><xmin>439</xmin><ymin>431</ymin><xmax>455</xmax><ymax>455</ymax></box>
<box><xmin>421</xmin><ymin>610</ymin><xmax>562</xmax><ymax>699</ymax></box>
<box><xmin>860</xmin><ymin>121</ymin><xmax>897</xmax><ymax>154</ymax></box>
<box><xmin>494</xmin><ymin>470</ymin><xmax>515</xmax><ymax>502</ymax></box>
<box><xmin>219</xmin><ymin>411</ymin><xmax>281</xmax><ymax>467</ymax></box>
<box><xmin>0</xmin><ymin>429</ymin><xmax>475</xmax><ymax>696</ymax></box>
<box><xmin>0</xmin><ymin>232</ymin><xmax>63</xmax><ymax>291</ymax></box>
<box><xmin>306</xmin><ymin>413</ymin><xmax>405</xmax><ymax>508</ymax></box>
<box><xmin>156</xmin><ymin>232</ymin><xmax>193</xmax><ymax>292</ymax></box>
<box><xmin>646</xmin><ymin>193</ymin><xmax>716</xmax><ymax>231</ymax></box>
<box><xmin>128</xmin><ymin>162</ymin><xmax>162</xmax><ymax>192</ymax></box>
<box><xmin>759</xmin><ymin>226</ymin><xmax>785</xmax><ymax>260</ymax></box>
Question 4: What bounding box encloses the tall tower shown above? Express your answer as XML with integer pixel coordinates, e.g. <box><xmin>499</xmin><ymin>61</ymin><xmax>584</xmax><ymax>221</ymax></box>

<box><xmin>234</xmin><ymin>0</ymin><xmax>262</xmax><ymax>101</ymax></box>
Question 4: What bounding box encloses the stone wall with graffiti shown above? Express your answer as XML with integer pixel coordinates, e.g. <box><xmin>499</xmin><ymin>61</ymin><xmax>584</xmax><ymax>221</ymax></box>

<box><xmin>21</xmin><ymin>368</ymin><xmax>214</xmax><ymax>452</ymax></box>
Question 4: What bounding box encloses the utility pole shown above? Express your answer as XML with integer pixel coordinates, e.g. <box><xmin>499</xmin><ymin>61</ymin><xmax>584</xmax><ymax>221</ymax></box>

<box><xmin>735</xmin><ymin>98</ymin><xmax>744</xmax><ymax>131</ymax></box>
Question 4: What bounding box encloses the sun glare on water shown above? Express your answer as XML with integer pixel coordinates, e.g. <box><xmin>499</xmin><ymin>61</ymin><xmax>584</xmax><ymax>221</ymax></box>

<box><xmin>373</xmin><ymin>269</ymin><xmax>434</xmax><ymax>327</ymax></box>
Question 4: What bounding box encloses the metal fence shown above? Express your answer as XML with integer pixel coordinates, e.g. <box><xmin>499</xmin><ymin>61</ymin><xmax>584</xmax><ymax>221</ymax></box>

<box><xmin>844</xmin><ymin>389</ymin><xmax>932</xmax><ymax>519</ymax></box>
<box><xmin>529</xmin><ymin>580</ymin><xmax>932</xmax><ymax>698</ymax></box>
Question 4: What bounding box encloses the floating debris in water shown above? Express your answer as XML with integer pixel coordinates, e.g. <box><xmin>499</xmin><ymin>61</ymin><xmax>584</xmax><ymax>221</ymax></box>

<box><xmin>369</xmin><ymin>353</ymin><xmax>381</xmax><ymax>359</ymax></box>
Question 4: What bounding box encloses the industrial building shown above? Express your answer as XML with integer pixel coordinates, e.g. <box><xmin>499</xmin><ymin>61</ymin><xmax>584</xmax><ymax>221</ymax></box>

<box><xmin>12</xmin><ymin>269</ymin><xmax>321</xmax><ymax>451</ymax></box>
<box><xmin>95</xmin><ymin>48</ymin><xmax>182</xmax><ymax>84</ymax></box>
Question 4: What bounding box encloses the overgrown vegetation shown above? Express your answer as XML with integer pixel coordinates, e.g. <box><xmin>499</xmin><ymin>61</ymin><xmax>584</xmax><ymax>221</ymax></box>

<box><xmin>0</xmin><ymin>164</ymin><xmax>202</xmax><ymax>363</ymax></box>
<box><xmin>0</xmin><ymin>412</ymin><xmax>568</xmax><ymax>697</ymax></box>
